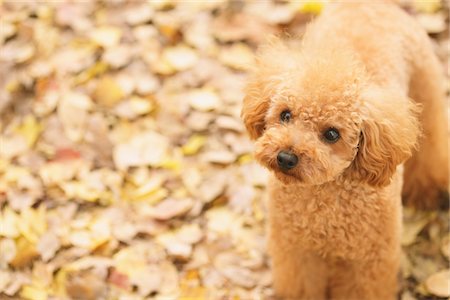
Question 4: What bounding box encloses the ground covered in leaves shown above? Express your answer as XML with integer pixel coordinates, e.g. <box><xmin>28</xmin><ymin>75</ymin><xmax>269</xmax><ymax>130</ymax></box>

<box><xmin>0</xmin><ymin>1</ymin><xmax>449</xmax><ymax>300</ymax></box>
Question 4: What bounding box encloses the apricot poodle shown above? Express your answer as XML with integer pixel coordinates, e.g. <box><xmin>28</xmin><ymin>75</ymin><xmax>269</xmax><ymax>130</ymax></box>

<box><xmin>241</xmin><ymin>1</ymin><xmax>448</xmax><ymax>300</ymax></box>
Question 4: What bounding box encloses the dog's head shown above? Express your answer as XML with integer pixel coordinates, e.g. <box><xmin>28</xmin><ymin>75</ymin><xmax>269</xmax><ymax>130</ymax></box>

<box><xmin>242</xmin><ymin>41</ymin><xmax>420</xmax><ymax>187</ymax></box>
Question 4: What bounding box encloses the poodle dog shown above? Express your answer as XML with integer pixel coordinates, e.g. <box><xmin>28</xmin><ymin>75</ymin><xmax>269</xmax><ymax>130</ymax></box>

<box><xmin>241</xmin><ymin>1</ymin><xmax>448</xmax><ymax>300</ymax></box>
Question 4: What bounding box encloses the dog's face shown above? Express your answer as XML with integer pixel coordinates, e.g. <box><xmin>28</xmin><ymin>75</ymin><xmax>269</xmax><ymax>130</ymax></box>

<box><xmin>254</xmin><ymin>93</ymin><xmax>361</xmax><ymax>185</ymax></box>
<box><xmin>242</xmin><ymin>42</ymin><xmax>420</xmax><ymax>187</ymax></box>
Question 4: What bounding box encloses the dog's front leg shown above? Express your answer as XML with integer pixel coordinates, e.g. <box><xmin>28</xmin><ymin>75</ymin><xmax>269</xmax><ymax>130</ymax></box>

<box><xmin>329</xmin><ymin>254</ymin><xmax>400</xmax><ymax>300</ymax></box>
<box><xmin>269</xmin><ymin>236</ymin><xmax>327</xmax><ymax>300</ymax></box>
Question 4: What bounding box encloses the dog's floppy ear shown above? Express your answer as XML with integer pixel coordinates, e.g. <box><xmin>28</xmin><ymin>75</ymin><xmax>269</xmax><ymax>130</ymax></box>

<box><xmin>241</xmin><ymin>78</ymin><xmax>270</xmax><ymax>140</ymax></box>
<box><xmin>241</xmin><ymin>37</ymin><xmax>297</xmax><ymax>140</ymax></box>
<box><xmin>348</xmin><ymin>87</ymin><xmax>421</xmax><ymax>187</ymax></box>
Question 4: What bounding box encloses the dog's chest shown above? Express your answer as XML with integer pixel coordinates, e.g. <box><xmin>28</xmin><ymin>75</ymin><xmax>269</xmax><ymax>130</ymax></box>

<box><xmin>268</xmin><ymin>179</ymin><xmax>394</xmax><ymax>258</ymax></box>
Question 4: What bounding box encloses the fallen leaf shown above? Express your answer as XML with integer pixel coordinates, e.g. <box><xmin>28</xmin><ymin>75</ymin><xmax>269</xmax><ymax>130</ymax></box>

<box><xmin>114</xmin><ymin>96</ymin><xmax>154</xmax><ymax>119</ymax></box>
<box><xmin>441</xmin><ymin>235</ymin><xmax>450</xmax><ymax>260</ymax></box>
<box><xmin>102</xmin><ymin>45</ymin><xmax>133</xmax><ymax>68</ymax></box>
<box><xmin>416</xmin><ymin>13</ymin><xmax>446</xmax><ymax>34</ymax></box>
<box><xmin>182</xmin><ymin>135</ymin><xmax>207</xmax><ymax>155</ymax></box>
<box><xmin>219</xmin><ymin>43</ymin><xmax>255</xmax><ymax>70</ymax></box>
<box><xmin>93</xmin><ymin>76</ymin><xmax>124</xmax><ymax>107</ymax></box>
<box><xmin>0</xmin><ymin>238</ymin><xmax>17</xmax><ymax>266</ymax></box>
<box><xmin>293</xmin><ymin>0</ymin><xmax>325</xmax><ymax>15</ymax></box>
<box><xmin>413</xmin><ymin>0</ymin><xmax>441</xmax><ymax>13</ymax></box>
<box><xmin>188</xmin><ymin>89</ymin><xmax>220</xmax><ymax>112</ymax></box>
<box><xmin>19</xmin><ymin>284</ymin><xmax>48</xmax><ymax>300</ymax></box>
<box><xmin>147</xmin><ymin>198</ymin><xmax>193</xmax><ymax>220</ymax></box>
<box><xmin>402</xmin><ymin>212</ymin><xmax>432</xmax><ymax>246</ymax></box>
<box><xmin>37</xmin><ymin>232</ymin><xmax>60</xmax><ymax>262</ymax></box>
<box><xmin>65</xmin><ymin>269</ymin><xmax>107</xmax><ymax>300</ymax></box>
<box><xmin>162</xmin><ymin>45</ymin><xmax>198</xmax><ymax>71</ymax></box>
<box><xmin>10</xmin><ymin>237</ymin><xmax>39</xmax><ymax>268</ymax></box>
<box><xmin>14</xmin><ymin>115</ymin><xmax>42</xmax><ymax>148</ymax></box>
<box><xmin>125</xmin><ymin>4</ymin><xmax>154</xmax><ymax>25</ymax></box>
<box><xmin>202</xmin><ymin>150</ymin><xmax>236</xmax><ymax>164</ymax></box>
<box><xmin>425</xmin><ymin>269</ymin><xmax>450</xmax><ymax>297</ymax></box>
<box><xmin>113</xmin><ymin>131</ymin><xmax>170</xmax><ymax>170</ymax></box>
<box><xmin>58</xmin><ymin>92</ymin><xmax>92</xmax><ymax>142</ymax></box>
<box><xmin>90</xmin><ymin>26</ymin><xmax>122</xmax><ymax>48</ymax></box>
<box><xmin>108</xmin><ymin>268</ymin><xmax>131</xmax><ymax>291</ymax></box>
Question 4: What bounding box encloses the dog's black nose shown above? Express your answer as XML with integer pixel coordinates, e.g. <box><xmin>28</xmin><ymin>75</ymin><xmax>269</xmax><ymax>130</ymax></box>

<box><xmin>277</xmin><ymin>151</ymin><xmax>298</xmax><ymax>170</ymax></box>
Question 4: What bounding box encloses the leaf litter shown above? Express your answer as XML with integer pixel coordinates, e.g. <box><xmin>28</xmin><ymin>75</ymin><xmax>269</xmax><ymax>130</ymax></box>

<box><xmin>0</xmin><ymin>1</ymin><xmax>448</xmax><ymax>299</ymax></box>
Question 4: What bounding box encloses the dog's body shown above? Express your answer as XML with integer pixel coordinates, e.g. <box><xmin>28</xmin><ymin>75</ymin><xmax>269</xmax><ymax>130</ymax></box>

<box><xmin>242</xmin><ymin>2</ymin><xmax>448</xmax><ymax>299</ymax></box>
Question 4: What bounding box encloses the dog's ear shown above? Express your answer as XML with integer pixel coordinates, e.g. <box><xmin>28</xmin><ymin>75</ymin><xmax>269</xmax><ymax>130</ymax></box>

<box><xmin>347</xmin><ymin>87</ymin><xmax>421</xmax><ymax>187</ymax></box>
<box><xmin>241</xmin><ymin>79</ymin><xmax>270</xmax><ymax>140</ymax></box>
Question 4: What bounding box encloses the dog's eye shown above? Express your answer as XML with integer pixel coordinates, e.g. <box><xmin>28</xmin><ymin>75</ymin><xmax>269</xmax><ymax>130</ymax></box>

<box><xmin>323</xmin><ymin>128</ymin><xmax>340</xmax><ymax>143</ymax></box>
<box><xmin>280</xmin><ymin>110</ymin><xmax>292</xmax><ymax>123</ymax></box>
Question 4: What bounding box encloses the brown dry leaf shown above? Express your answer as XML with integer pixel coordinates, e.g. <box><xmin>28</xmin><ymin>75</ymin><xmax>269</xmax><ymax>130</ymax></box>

<box><xmin>198</xmin><ymin>172</ymin><xmax>228</xmax><ymax>203</ymax></box>
<box><xmin>114</xmin><ymin>96</ymin><xmax>154</xmax><ymax>120</ymax></box>
<box><xmin>89</xmin><ymin>26</ymin><xmax>122</xmax><ymax>48</ymax></box>
<box><xmin>219</xmin><ymin>43</ymin><xmax>255</xmax><ymax>70</ymax></box>
<box><xmin>113</xmin><ymin>131</ymin><xmax>170</xmax><ymax>170</ymax></box>
<box><xmin>402</xmin><ymin>217</ymin><xmax>429</xmax><ymax>246</ymax></box>
<box><xmin>157</xmin><ymin>232</ymin><xmax>193</xmax><ymax>260</ymax></box>
<box><xmin>37</xmin><ymin>232</ymin><xmax>60</xmax><ymax>262</ymax></box>
<box><xmin>125</xmin><ymin>4</ymin><xmax>154</xmax><ymax>25</ymax></box>
<box><xmin>0</xmin><ymin>238</ymin><xmax>17</xmax><ymax>266</ymax></box>
<box><xmin>162</xmin><ymin>45</ymin><xmax>199</xmax><ymax>71</ymax></box>
<box><xmin>202</xmin><ymin>150</ymin><xmax>237</xmax><ymax>164</ymax></box>
<box><xmin>424</xmin><ymin>269</ymin><xmax>450</xmax><ymax>297</ymax></box>
<box><xmin>188</xmin><ymin>88</ymin><xmax>221</xmax><ymax>112</ymax></box>
<box><xmin>103</xmin><ymin>45</ymin><xmax>133</xmax><ymax>69</ymax></box>
<box><xmin>58</xmin><ymin>92</ymin><xmax>92</xmax><ymax>142</ymax></box>
<box><xmin>416</xmin><ymin>13</ymin><xmax>446</xmax><ymax>34</ymax></box>
<box><xmin>0</xmin><ymin>40</ymin><xmax>35</xmax><ymax>63</ymax></box>
<box><xmin>441</xmin><ymin>235</ymin><xmax>450</xmax><ymax>260</ymax></box>
<box><xmin>65</xmin><ymin>269</ymin><xmax>107</xmax><ymax>300</ymax></box>
<box><xmin>247</xmin><ymin>2</ymin><xmax>296</xmax><ymax>25</ymax></box>
<box><xmin>147</xmin><ymin>198</ymin><xmax>193</xmax><ymax>220</ymax></box>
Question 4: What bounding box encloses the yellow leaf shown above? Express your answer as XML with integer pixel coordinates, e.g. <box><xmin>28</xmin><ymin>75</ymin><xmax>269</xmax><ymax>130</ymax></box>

<box><xmin>73</xmin><ymin>61</ymin><xmax>108</xmax><ymax>86</ymax></box>
<box><xmin>6</xmin><ymin>79</ymin><xmax>20</xmax><ymax>92</ymax></box>
<box><xmin>123</xmin><ymin>176</ymin><xmax>168</xmax><ymax>204</ymax></box>
<box><xmin>0</xmin><ymin>158</ymin><xmax>8</xmax><ymax>173</ymax></box>
<box><xmin>238</xmin><ymin>154</ymin><xmax>253</xmax><ymax>164</ymax></box>
<box><xmin>414</xmin><ymin>0</ymin><xmax>441</xmax><ymax>13</ymax></box>
<box><xmin>53</xmin><ymin>268</ymin><xmax>69</xmax><ymax>297</ymax></box>
<box><xmin>60</xmin><ymin>181</ymin><xmax>102</xmax><ymax>202</ymax></box>
<box><xmin>93</xmin><ymin>76</ymin><xmax>124</xmax><ymax>107</ymax></box>
<box><xmin>293</xmin><ymin>1</ymin><xmax>324</xmax><ymax>14</ymax></box>
<box><xmin>14</xmin><ymin>115</ymin><xmax>42</xmax><ymax>147</ymax></box>
<box><xmin>179</xmin><ymin>286</ymin><xmax>206</xmax><ymax>300</ymax></box>
<box><xmin>10</xmin><ymin>236</ymin><xmax>39</xmax><ymax>268</ymax></box>
<box><xmin>4</xmin><ymin>165</ymin><xmax>30</xmax><ymax>183</ymax></box>
<box><xmin>159</xmin><ymin>157</ymin><xmax>181</xmax><ymax>171</ymax></box>
<box><xmin>182</xmin><ymin>135</ymin><xmax>207</xmax><ymax>155</ymax></box>
<box><xmin>20</xmin><ymin>284</ymin><xmax>48</xmax><ymax>300</ymax></box>
<box><xmin>0</xmin><ymin>208</ymin><xmax>20</xmax><ymax>238</ymax></box>
<box><xmin>18</xmin><ymin>206</ymin><xmax>47</xmax><ymax>243</ymax></box>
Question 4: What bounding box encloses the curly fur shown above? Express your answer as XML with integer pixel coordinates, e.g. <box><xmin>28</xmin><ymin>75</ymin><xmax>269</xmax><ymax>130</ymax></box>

<box><xmin>241</xmin><ymin>2</ymin><xmax>448</xmax><ymax>299</ymax></box>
